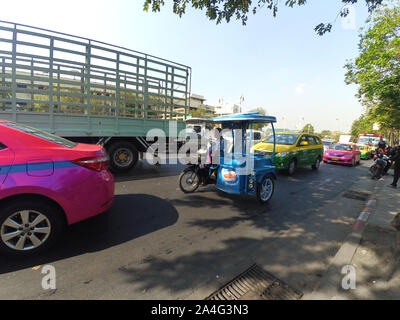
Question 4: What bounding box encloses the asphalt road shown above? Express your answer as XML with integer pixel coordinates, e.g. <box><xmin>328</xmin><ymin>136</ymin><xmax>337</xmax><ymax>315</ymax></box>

<box><xmin>0</xmin><ymin>159</ymin><xmax>375</xmax><ymax>299</ymax></box>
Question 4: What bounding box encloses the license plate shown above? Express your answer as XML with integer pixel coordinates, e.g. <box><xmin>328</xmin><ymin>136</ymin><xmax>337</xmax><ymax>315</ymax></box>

<box><xmin>332</xmin><ymin>158</ymin><xmax>339</xmax><ymax>161</ymax></box>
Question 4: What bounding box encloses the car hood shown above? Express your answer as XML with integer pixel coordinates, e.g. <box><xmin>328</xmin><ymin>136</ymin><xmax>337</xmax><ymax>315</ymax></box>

<box><xmin>252</xmin><ymin>142</ymin><xmax>293</xmax><ymax>153</ymax></box>
<box><xmin>328</xmin><ymin>149</ymin><xmax>353</xmax><ymax>156</ymax></box>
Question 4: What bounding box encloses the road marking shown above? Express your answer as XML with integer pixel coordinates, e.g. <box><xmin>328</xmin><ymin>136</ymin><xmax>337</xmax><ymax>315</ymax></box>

<box><xmin>366</xmin><ymin>199</ymin><xmax>376</xmax><ymax>207</ymax></box>
<box><xmin>358</xmin><ymin>212</ymin><xmax>370</xmax><ymax>222</ymax></box>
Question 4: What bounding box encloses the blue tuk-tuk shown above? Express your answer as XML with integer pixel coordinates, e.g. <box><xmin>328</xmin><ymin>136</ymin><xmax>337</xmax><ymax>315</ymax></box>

<box><xmin>179</xmin><ymin>112</ymin><xmax>277</xmax><ymax>204</ymax></box>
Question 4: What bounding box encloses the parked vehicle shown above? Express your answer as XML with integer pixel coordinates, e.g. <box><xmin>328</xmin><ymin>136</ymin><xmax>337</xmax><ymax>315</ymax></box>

<box><xmin>179</xmin><ymin>112</ymin><xmax>278</xmax><ymax>204</ymax></box>
<box><xmin>370</xmin><ymin>153</ymin><xmax>389</xmax><ymax>179</ymax></box>
<box><xmin>323</xmin><ymin>143</ymin><xmax>361</xmax><ymax>166</ymax></box>
<box><xmin>357</xmin><ymin>144</ymin><xmax>374</xmax><ymax>160</ymax></box>
<box><xmin>322</xmin><ymin>139</ymin><xmax>335</xmax><ymax>152</ymax></box>
<box><xmin>0</xmin><ymin>121</ymin><xmax>114</xmax><ymax>255</ymax></box>
<box><xmin>252</xmin><ymin>133</ymin><xmax>323</xmax><ymax>175</ymax></box>
<box><xmin>0</xmin><ymin>21</ymin><xmax>191</xmax><ymax>173</ymax></box>
<box><xmin>339</xmin><ymin>135</ymin><xmax>352</xmax><ymax>143</ymax></box>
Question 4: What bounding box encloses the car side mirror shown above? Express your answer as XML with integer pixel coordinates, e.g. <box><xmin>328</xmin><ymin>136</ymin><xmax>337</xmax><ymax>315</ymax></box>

<box><xmin>300</xmin><ymin>141</ymin><xmax>309</xmax><ymax>146</ymax></box>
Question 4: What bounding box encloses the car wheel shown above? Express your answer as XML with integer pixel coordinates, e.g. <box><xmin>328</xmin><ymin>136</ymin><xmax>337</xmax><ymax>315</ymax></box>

<box><xmin>257</xmin><ymin>175</ymin><xmax>275</xmax><ymax>204</ymax></box>
<box><xmin>312</xmin><ymin>157</ymin><xmax>321</xmax><ymax>170</ymax></box>
<box><xmin>0</xmin><ymin>198</ymin><xmax>65</xmax><ymax>256</ymax></box>
<box><xmin>108</xmin><ymin>141</ymin><xmax>139</xmax><ymax>173</ymax></box>
<box><xmin>288</xmin><ymin>159</ymin><xmax>296</xmax><ymax>175</ymax></box>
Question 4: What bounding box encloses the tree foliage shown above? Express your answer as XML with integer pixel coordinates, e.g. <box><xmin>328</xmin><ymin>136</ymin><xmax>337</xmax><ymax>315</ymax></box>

<box><xmin>302</xmin><ymin>123</ymin><xmax>314</xmax><ymax>134</ymax></box>
<box><xmin>249</xmin><ymin>107</ymin><xmax>267</xmax><ymax>129</ymax></box>
<box><xmin>143</xmin><ymin>0</ymin><xmax>383</xmax><ymax>35</ymax></box>
<box><xmin>345</xmin><ymin>2</ymin><xmax>400</xmax><ymax>142</ymax></box>
<box><xmin>190</xmin><ymin>107</ymin><xmax>214</xmax><ymax>118</ymax></box>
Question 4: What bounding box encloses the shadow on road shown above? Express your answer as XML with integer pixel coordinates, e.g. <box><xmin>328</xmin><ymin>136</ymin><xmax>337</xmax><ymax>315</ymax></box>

<box><xmin>113</xmin><ymin>160</ymin><xmax>184</xmax><ymax>183</ymax></box>
<box><xmin>0</xmin><ymin>194</ymin><xmax>179</xmax><ymax>274</ymax></box>
<box><xmin>114</xmin><ymin>164</ymin><xmax>374</xmax><ymax>297</ymax></box>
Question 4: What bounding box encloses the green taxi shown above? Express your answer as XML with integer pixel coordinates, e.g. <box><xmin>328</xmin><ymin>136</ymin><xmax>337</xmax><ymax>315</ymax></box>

<box><xmin>252</xmin><ymin>132</ymin><xmax>324</xmax><ymax>175</ymax></box>
<box><xmin>357</xmin><ymin>144</ymin><xmax>373</xmax><ymax>160</ymax></box>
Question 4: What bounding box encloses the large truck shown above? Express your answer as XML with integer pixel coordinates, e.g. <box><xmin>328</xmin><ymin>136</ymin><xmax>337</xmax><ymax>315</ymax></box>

<box><xmin>0</xmin><ymin>21</ymin><xmax>191</xmax><ymax>172</ymax></box>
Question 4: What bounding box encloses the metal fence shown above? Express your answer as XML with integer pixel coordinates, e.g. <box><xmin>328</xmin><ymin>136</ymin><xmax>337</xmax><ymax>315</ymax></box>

<box><xmin>0</xmin><ymin>20</ymin><xmax>191</xmax><ymax>126</ymax></box>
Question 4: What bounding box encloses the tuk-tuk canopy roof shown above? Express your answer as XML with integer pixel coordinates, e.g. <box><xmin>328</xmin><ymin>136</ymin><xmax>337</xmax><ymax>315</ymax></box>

<box><xmin>211</xmin><ymin>112</ymin><xmax>277</xmax><ymax>124</ymax></box>
<box><xmin>185</xmin><ymin>117</ymin><xmax>214</xmax><ymax>124</ymax></box>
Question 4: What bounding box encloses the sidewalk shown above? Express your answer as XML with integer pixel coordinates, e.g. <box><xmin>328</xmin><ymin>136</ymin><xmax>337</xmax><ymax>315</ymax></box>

<box><xmin>305</xmin><ymin>171</ymin><xmax>400</xmax><ymax>300</ymax></box>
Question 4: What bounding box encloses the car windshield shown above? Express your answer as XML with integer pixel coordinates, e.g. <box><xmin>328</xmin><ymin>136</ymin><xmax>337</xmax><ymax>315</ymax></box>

<box><xmin>263</xmin><ymin>134</ymin><xmax>300</xmax><ymax>145</ymax></box>
<box><xmin>358</xmin><ymin>145</ymin><xmax>366</xmax><ymax>150</ymax></box>
<box><xmin>358</xmin><ymin>136</ymin><xmax>380</xmax><ymax>146</ymax></box>
<box><xmin>2</xmin><ymin>122</ymin><xmax>77</xmax><ymax>148</ymax></box>
<box><xmin>332</xmin><ymin>144</ymin><xmax>353</xmax><ymax>151</ymax></box>
<box><xmin>323</xmin><ymin>141</ymin><xmax>332</xmax><ymax>146</ymax></box>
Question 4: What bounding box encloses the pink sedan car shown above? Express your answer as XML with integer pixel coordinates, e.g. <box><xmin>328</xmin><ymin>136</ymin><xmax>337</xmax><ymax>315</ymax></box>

<box><xmin>0</xmin><ymin>121</ymin><xmax>114</xmax><ymax>255</ymax></box>
<box><xmin>323</xmin><ymin>143</ymin><xmax>361</xmax><ymax>166</ymax></box>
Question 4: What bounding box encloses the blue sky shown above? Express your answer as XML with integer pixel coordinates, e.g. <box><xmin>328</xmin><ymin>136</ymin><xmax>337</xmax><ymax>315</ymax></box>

<box><xmin>3</xmin><ymin>0</ymin><xmax>372</xmax><ymax>132</ymax></box>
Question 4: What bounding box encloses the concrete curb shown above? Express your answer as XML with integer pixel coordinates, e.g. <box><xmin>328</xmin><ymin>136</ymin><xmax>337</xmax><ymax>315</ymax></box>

<box><xmin>304</xmin><ymin>179</ymin><xmax>381</xmax><ymax>300</ymax></box>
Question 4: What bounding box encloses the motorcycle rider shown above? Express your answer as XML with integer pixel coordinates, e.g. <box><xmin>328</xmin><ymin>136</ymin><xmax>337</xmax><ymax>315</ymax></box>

<box><xmin>389</xmin><ymin>146</ymin><xmax>400</xmax><ymax>188</ymax></box>
<box><xmin>375</xmin><ymin>140</ymin><xmax>387</xmax><ymax>157</ymax></box>
<box><xmin>372</xmin><ymin>140</ymin><xmax>387</xmax><ymax>179</ymax></box>
<box><xmin>383</xmin><ymin>146</ymin><xmax>394</xmax><ymax>176</ymax></box>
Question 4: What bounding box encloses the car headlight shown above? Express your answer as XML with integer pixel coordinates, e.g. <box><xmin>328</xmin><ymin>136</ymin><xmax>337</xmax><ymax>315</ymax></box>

<box><xmin>345</xmin><ymin>154</ymin><xmax>353</xmax><ymax>158</ymax></box>
<box><xmin>276</xmin><ymin>151</ymin><xmax>289</xmax><ymax>157</ymax></box>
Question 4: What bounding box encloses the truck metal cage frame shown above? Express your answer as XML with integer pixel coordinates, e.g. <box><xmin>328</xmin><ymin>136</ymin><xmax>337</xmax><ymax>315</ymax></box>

<box><xmin>0</xmin><ymin>20</ymin><xmax>191</xmax><ymax>137</ymax></box>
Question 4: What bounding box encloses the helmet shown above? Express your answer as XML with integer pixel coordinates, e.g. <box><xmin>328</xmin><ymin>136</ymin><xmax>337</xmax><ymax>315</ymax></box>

<box><xmin>378</xmin><ymin>140</ymin><xmax>386</xmax><ymax>149</ymax></box>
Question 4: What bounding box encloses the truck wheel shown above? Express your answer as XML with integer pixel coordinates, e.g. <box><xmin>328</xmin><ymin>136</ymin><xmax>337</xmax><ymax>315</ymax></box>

<box><xmin>107</xmin><ymin>142</ymin><xmax>138</xmax><ymax>173</ymax></box>
<box><xmin>0</xmin><ymin>198</ymin><xmax>64</xmax><ymax>256</ymax></box>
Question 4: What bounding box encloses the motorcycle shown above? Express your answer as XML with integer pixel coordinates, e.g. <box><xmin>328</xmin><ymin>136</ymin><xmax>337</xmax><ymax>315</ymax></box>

<box><xmin>370</xmin><ymin>153</ymin><xmax>389</xmax><ymax>179</ymax></box>
<box><xmin>178</xmin><ymin>148</ymin><xmax>219</xmax><ymax>193</ymax></box>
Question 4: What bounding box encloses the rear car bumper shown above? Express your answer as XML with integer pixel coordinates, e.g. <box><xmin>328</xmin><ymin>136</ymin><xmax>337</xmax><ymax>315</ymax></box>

<box><xmin>64</xmin><ymin>168</ymin><xmax>115</xmax><ymax>224</ymax></box>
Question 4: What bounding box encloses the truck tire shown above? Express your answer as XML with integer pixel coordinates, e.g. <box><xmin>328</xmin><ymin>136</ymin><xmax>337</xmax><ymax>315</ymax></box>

<box><xmin>107</xmin><ymin>141</ymin><xmax>139</xmax><ymax>173</ymax></box>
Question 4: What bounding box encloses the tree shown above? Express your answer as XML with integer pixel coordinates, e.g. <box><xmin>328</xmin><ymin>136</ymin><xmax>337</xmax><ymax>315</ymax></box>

<box><xmin>350</xmin><ymin>113</ymin><xmax>375</xmax><ymax>140</ymax></box>
<box><xmin>320</xmin><ymin>130</ymin><xmax>332</xmax><ymax>138</ymax></box>
<box><xmin>249</xmin><ymin>107</ymin><xmax>267</xmax><ymax>130</ymax></box>
<box><xmin>190</xmin><ymin>107</ymin><xmax>214</xmax><ymax>118</ymax></box>
<box><xmin>302</xmin><ymin>123</ymin><xmax>314</xmax><ymax>134</ymax></box>
<box><xmin>143</xmin><ymin>0</ymin><xmax>383</xmax><ymax>35</ymax></box>
<box><xmin>345</xmin><ymin>2</ymin><xmax>400</xmax><ymax>138</ymax></box>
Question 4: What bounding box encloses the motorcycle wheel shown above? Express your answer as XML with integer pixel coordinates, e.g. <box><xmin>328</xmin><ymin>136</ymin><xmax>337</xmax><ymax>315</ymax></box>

<box><xmin>179</xmin><ymin>168</ymin><xmax>201</xmax><ymax>193</ymax></box>
<box><xmin>370</xmin><ymin>165</ymin><xmax>378</xmax><ymax>179</ymax></box>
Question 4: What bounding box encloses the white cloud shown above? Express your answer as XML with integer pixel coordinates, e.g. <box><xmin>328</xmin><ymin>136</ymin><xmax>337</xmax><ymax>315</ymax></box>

<box><xmin>295</xmin><ymin>83</ymin><xmax>306</xmax><ymax>94</ymax></box>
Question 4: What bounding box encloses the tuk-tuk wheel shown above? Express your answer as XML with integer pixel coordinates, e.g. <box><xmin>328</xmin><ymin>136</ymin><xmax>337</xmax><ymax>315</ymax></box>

<box><xmin>257</xmin><ymin>175</ymin><xmax>275</xmax><ymax>204</ymax></box>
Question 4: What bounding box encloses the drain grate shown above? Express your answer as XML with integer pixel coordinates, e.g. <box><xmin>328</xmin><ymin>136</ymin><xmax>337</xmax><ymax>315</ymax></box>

<box><xmin>206</xmin><ymin>264</ymin><xmax>303</xmax><ymax>300</ymax></box>
<box><xmin>342</xmin><ymin>190</ymin><xmax>370</xmax><ymax>201</ymax></box>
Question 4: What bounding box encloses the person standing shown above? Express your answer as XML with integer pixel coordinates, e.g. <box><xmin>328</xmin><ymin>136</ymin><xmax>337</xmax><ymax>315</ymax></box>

<box><xmin>389</xmin><ymin>146</ymin><xmax>400</xmax><ymax>188</ymax></box>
